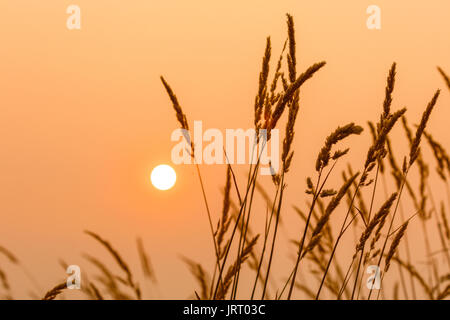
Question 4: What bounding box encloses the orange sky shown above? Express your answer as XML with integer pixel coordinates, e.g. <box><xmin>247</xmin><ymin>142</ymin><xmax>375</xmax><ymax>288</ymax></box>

<box><xmin>0</xmin><ymin>1</ymin><xmax>449</xmax><ymax>299</ymax></box>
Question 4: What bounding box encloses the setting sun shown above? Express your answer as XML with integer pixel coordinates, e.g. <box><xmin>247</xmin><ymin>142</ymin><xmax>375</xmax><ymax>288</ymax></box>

<box><xmin>151</xmin><ymin>164</ymin><xmax>176</xmax><ymax>190</ymax></box>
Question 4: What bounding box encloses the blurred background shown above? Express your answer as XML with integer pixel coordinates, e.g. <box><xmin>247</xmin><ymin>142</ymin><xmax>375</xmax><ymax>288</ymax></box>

<box><xmin>0</xmin><ymin>0</ymin><xmax>449</xmax><ymax>299</ymax></box>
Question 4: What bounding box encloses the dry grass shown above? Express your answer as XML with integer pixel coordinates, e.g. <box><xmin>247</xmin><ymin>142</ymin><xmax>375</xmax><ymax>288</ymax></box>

<box><xmin>42</xmin><ymin>282</ymin><xmax>67</xmax><ymax>300</ymax></box>
<box><xmin>0</xmin><ymin>14</ymin><xmax>449</xmax><ymax>301</ymax></box>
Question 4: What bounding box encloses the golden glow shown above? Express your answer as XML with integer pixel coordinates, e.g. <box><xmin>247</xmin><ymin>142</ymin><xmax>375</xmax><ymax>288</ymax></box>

<box><xmin>151</xmin><ymin>164</ymin><xmax>176</xmax><ymax>190</ymax></box>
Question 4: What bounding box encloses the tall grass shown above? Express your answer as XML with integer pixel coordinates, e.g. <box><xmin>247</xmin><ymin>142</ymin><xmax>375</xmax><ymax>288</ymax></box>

<box><xmin>0</xmin><ymin>14</ymin><xmax>449</xmax><ymax>300</ymax></box>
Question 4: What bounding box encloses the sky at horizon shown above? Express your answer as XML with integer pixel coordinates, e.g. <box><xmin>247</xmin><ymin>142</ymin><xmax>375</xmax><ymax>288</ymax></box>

<box><xmin>0</xmin><ymin>1</ymin><xmax>449</xmax><ymax>299</ymax></box>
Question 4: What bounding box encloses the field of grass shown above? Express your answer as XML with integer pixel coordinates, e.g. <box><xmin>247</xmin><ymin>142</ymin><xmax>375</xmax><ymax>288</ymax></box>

<box><xmin>1</xmin><ymin>14</ymin><xmax>449</xmax><ymax>301</ymax></box>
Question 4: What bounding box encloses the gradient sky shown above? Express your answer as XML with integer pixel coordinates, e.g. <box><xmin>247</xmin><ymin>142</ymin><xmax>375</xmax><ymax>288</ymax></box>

<box><xmin>0</xmin><ymin>1</ymin><xmax>449</xmax><ymax>298</ymax></box>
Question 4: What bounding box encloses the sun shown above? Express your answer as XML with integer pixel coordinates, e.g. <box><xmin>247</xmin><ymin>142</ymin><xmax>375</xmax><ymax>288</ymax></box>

<box><xmin>151</xmin><ymin>164</ymin><xmax>176</xmax><ymax>190</ymax></box>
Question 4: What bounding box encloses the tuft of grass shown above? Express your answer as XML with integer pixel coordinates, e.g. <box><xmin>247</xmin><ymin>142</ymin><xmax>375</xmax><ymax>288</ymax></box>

<box><xmin>42</xmin><ymin>282</ymin><xmax>67</xmax><ymax>300</ymax></box>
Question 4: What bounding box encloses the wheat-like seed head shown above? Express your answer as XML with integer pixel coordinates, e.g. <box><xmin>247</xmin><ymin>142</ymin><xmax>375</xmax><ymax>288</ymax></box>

<box><xmin>137</xmin><ymin>237</ymin><xmax>157</xmax><ymax>284</ymax></box>
<box><xmin>385</xmin><ymin>221</ymin><xmax>409</xmax><ymax>272</ymax></box>
<box><xmin>409</xmin><ymin>90</ymin><xmax>440</xmax><ymax>166</ymax></box>
<box><xmin>441</xmin><ymin>202</ymin><xmax>450</xmax><ymax>240</ymax></box>
<box><xmin>356</xmin><ymin>193</ymin><xmax>397</xmax><ymax>251</ymax></box>
<box><xmin>181</xmin><ymin>256</ymin><xmax>210</xmax><ymax>300</ymax></box>
<box><xmin>255</xmin><ymin>37</ymin><xmax>272</xmax><ymax>130</ymax></box>
<box><xmin>286</xmin><ymin>13</ymin><xmax>296</xmax><ymax>83</ymax></box>
<box><xmin>269</xmin><ymin>61</ymin><xmax>326</xmax><ymax>131</ymax></box>
<box><xmin>217</xmin><ymin>165</ymin><xmax>232</xmax><ymax>255</ymax></box>
<box><xmin>381</xmin><ymin>62</ymin><xmax>397</xmax><ymax>123</ymax></box>
<box><xmin>316</xmin><ymin>123</ymin><xmax>363</xmax><ymax>172</ymax></box>
<box><xmin>216</xmin><ymin>235</ymin><xmax>259</xmax><ymax>300</ymax></box>
<box><xmin>160</xmin><ymin>76</ymin><xmax>189</xmax><ymax>130</ymax></box>
<box><xmin>437</xmin><ymin>67</ymin><xmax>450</xmax><ymax>91</ymax></box>
<box><xmin>302</xmin><ymin>173</ymin><xmax>359</xmax><ymax>257</ymax></box>
<box><xmin>0</xmin><ymin>246</ymin><xmax>19</xmax><ymax>264</ymax></box>
<box><xmin>85</xmin><ymin>230</ymin><xmax>141</xmax><ymax>299</ymax></box>
<box><xmin>42</xmin><ymin>282</ymin><xmax>67</xmax><ymax>300</ymax></box>
<box><xmin>365</xmin><ymin>108</ymin><xmax>406</xmax><ymax>174</ymax></box>
<box><xmin>423</xmin><ymin>131</ymin><xmax>448</xmax><ymax>181</ymax></box>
